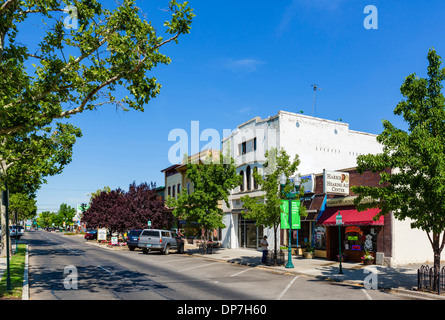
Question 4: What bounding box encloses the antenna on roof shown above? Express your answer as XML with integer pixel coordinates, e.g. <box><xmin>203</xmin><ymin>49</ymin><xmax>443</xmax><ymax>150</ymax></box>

<box><xmin>311</xmin><ymin>84</ymin><xmax>322</xmax><ymax>117</ymax></box>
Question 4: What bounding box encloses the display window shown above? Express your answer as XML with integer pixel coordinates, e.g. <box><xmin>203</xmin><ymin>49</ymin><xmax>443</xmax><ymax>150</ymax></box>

<box><xmin>344</xmin><ymin>225</ymin><xmax>379</xmax><ymax>253</ymax></box>
<box><xmin>314</xmin><ymin>226</ymin><xmax>327</xmax><ymax>250</ymax></box>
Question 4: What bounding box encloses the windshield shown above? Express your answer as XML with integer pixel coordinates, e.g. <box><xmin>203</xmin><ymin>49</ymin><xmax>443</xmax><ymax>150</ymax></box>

<box><xmin>129</xmin><ymin>230</ymin><xmax>142</xmax><ymax>237</ymax></box>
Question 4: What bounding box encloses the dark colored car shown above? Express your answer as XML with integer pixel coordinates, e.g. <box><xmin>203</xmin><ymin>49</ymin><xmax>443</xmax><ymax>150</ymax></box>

<box><xmin>127</xmin><ymin>229</ymin><xmax>143</xmax><ymax>251</ymax></box>
<box><xmin>84</xmin><ymin>230</ymin><xmax>97</xmax><ymax>240</ymax></box>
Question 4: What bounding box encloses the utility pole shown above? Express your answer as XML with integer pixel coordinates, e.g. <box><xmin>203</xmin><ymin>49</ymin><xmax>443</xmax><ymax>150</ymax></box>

<box><xmin>311</xmin><ymin>84</ymin><xmax>321</xmax><ymax>117</ymax></box>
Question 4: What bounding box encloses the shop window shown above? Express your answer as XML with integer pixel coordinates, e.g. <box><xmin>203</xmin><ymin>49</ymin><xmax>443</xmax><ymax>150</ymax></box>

<box><xmin>314</xmin><ymin>226</ymin><xmax>327</xmax><ymax>250</ymax></box>
<box><xmin>344</xmin><ymin>226</ymin><xmax>379</xmax><ymax>253</ymax></box>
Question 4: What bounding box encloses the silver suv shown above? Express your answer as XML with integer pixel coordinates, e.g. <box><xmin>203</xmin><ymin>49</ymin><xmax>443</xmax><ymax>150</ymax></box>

<box><xmin>138</xmin><ymin>229</ymin><xmax>183</xmax><ymax>255</ymax></box>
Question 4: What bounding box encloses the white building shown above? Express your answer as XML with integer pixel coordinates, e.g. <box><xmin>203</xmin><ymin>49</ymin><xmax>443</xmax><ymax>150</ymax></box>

<box><xmin>220</xmin><ymin>110</ymin><xmax>383</xmax><ymax>250</ymax></box>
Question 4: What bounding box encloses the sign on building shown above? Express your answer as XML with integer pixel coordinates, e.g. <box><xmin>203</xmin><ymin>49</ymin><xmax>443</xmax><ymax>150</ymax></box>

<box><xmin>323</xmin><ymin>170</ymin><xmax>349</xmax><ymax>195</ymax></box>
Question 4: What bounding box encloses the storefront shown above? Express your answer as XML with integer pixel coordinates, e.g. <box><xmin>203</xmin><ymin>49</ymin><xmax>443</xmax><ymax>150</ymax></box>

<box><xmin>316</xmin><ymin>202</ymin><xmax>384</xmax><ymax>263</ymax></box>
<box><xmin>238</xmin><ymin>213</ymin><xmax>263</xmax><ymax>249</ymax></box>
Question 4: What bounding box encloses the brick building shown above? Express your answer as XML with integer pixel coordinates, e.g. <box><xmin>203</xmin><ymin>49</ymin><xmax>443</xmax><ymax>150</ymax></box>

<box><xmin>299</xmin><ymin>167</ymin><xmax>435</xmax><ymax>266</ymax></box>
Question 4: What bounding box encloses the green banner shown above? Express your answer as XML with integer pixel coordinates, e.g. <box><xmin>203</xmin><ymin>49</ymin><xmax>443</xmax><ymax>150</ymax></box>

<box><xmin>280</xmin><ymin>200</ymin><xmax>301</xmax><ymax>229</ymax></box>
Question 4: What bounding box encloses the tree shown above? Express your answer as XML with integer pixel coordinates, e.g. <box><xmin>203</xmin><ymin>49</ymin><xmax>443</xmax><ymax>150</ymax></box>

<box><xmin>1</xmin><ymin>0</ymin><xmax>193</xmax><ymax>256</ymax></box>
<box><xmin>88</xmin><ymin>186</ymin><xmax>111</xmax><ymax>205</ymax></box>
<box><xmin>351</xmin><ymin>48</ymin><xmax>445</xmax><ymax>289</ymax></box>
<box><xmin>240</xmin><ymin>148</ymin><xmax>306</xmax><ymax>264</ymax></box>
<box><xmin>37</xmin><ymin>211</ymin><xmax>53</xmax><ymax>228</ymax></box>
<box><xmin>9</xmin><ymin>193</ymin><xmax>37</xmax><ymax>224</ymax></box>
<box><xmin>126</xmin><ymin>181</ymin><xmax>167</xmax><ymax>230</ymax></box>
<box><xmin>81</xmin><ymin>182</ymin><xmax>167</xmax><ymax>234</ymax></box>
<box><xmin>81</xmin><ymin>188</ymin><xmax>127</xmax><ymax>235</ymax></box>
<box><xmin>56</xmin><ymin>203</ymin><xmax>76</xmax><ymax>230</ymax></box>
<box><xmin>0</xmin><ymin>0</ymin><xmax>195</xmax><ymax>136</ymax></box>
<box><xmin>167</xmin><ymin>153</ymin><xmax>241</xmax><ymax>244</ymax></box>
<box><xmin>1</xmin><ymin>122</ymin><xmax>81</xmax><ymax>257</ymax></box>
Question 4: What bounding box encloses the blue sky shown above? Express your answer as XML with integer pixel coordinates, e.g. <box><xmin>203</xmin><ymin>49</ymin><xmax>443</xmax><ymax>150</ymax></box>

<box><xmin>35</xmin><ymin>0</ymin><xmax>445</xmax><ymax>213</ymax></box>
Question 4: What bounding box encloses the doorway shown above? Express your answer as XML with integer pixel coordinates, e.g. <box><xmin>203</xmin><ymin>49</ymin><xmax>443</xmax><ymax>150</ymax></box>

<box><xmin>238</xmin><ymin>215</ymin><xmax>263</xmax><ymax>249</ymax></box>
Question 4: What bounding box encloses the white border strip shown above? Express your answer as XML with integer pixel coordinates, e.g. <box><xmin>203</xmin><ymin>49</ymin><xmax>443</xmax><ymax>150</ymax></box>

<box><xmin>22</xmin><ymin>245</ymin><xmax>29</xmax><ymax>300</ymax></box>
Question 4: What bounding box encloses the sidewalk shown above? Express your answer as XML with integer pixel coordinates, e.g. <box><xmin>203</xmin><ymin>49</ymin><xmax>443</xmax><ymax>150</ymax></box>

<box><xmin>185</xmin><ymin>246</ymin><xmax>445</xmax><ymax>300</ymax></box>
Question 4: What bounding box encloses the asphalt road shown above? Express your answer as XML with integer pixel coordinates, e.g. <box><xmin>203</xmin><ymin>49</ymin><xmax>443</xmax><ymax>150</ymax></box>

<box><xmin>27</xmin><ymin>230</ymin><xmax>420</xmax><ymax>301</ymax></box>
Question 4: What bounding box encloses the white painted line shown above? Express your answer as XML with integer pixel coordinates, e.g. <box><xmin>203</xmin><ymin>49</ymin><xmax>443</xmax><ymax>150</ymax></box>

<box><xmin>179</xmin><ymin>262</ymin><xmax>216</xmax><ymax>272</ymax></box>
<box><xmin>98</xmin><ymin>265</ymin><xmax>113</xmax><ymax>274</ymax></box>
<box><xmin>361</xmin><ymin>288</ymin><xmax>372</xmax><ymax>300</ymax></box>
<box><xmin>22</xmin><ymin>245</ymin><xmax>29</xmax><ymax>300</ymax></box>
<box><xmin>277</xmin><ymin>275</ymin><xmax>299</xmax><ymax>300</ymax></box>
<box><xmin>230</xmin><ymin>268</ymin><xmax>251</xmax><ymax>277</ymax></box>
<box><xmin>154</xmin><ymin>258</ymin><xmax>188</xmax><ymax>264</ymax></box>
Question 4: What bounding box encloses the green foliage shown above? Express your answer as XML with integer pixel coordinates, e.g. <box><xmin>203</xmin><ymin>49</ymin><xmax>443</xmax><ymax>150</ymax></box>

<box><xmin>351</xmin><ymin>48</ymin><xmax>445</xmax><ymax>269</ymax></box>
<box><xmin>9</xmin><ymin>193</ymin><xmax>37</xmax><ymax>222</ymax></box>
<box><xmin>240</xmin><ymin>148</ymin><xmax>306</xmax><ymax>229</ymax></box>
<box><xmin>0</xmin><ymin>244</ymin><xmax>26</xmax><ymax>299</ymax></box>
<box><xmin>0</xmin><ymin>0</ymin><xmax>195</xmax><ymax>136</ymax></box>
<box><xmin>240</xmin><ymin>148</ymin><xmax>306</xmax><ymax>255</ymax></box>
<box><xmin>167</xmin><ymin>153</ymin><xmax>241</xmax><ymax>240</ymax></box>
<box><xmin>88</xmin><ymin>186</ymin><xmax>111</xmax><ymax>204</ymax></box>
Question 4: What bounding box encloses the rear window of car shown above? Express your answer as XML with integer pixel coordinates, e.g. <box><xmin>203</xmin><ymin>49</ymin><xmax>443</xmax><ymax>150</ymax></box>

<box><xmin>129</xmin><ymin>230</ymin><xmax>142</xmax><ymax>236</ymax></box>
<box><xmin>161</xmin><ymin>231</ymin><xmax>170</xmax><ymax>237</ymax></box>
<box><xmin>141</xmin><ymin>230</ymin><xmax>160</xmax><ymax>237</ymax></box>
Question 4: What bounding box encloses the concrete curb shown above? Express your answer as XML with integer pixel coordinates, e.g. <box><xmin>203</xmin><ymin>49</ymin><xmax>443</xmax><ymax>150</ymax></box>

<box><xmin>22</xmin><ymin>245</ymin><xmax>29</xmax><ymax>300</ymax></box>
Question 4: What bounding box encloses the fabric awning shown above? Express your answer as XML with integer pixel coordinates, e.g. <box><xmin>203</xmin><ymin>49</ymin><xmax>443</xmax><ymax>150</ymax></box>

<box><xmin>317</xmin><ymin>206</ymin><xmax>384</xmax><ymax>226</ymax></box>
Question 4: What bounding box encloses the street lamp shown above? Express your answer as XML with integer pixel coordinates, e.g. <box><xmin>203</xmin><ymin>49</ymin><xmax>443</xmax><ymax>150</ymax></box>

<box><xmin>280</xmin><ymin>173</ymin><xmax>301</xmax><ymax>269</ymax></box>
<box><xmin>336</xmin><ymin>212</ymin><xmax>343</xmax><ymax>274</ymax></box>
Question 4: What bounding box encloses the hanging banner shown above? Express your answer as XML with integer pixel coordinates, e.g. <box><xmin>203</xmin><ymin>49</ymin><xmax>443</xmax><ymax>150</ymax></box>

<box><xmin>280</xmin><ymin>200</ymin><xmax>301</xmax><ymax>229</ymax></box>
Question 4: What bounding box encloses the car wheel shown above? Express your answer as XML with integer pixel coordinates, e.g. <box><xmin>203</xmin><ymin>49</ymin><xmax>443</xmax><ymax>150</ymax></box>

<box><xmin>142</xmin><ymin>248</ymin><xmax>148</xmax><ymax>254</ymax></box>
<box><xmin>129</xmin><ymin>246</ymin><xmax>135</xmax><ymax>251</ymax></box>
<box><xmin>163</xmin><ymin>244</ymin><xmax>170</xmax><ymax>255</ymax></box>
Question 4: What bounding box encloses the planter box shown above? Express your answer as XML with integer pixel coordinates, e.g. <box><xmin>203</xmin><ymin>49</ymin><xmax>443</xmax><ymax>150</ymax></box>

<box><xmin>303</xmin><ymin>252</ymin><xmax>313</xmax><ymax>259</ymax></box>
<box><xmin>362</xmin><ymin>259</ymin><xmax>374</xmax><ymax>265</ymax></box>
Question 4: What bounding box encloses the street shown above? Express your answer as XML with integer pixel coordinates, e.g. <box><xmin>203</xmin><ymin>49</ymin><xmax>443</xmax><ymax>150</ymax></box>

<box><xmin>25</xmin><ymin>230</ymin><xmax>422</xmax><ymax>301</ymax></box>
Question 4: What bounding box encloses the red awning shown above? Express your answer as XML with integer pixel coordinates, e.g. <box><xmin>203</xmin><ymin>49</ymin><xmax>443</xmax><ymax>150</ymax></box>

<box><xmin>317</xmin><ymin>206</ymin><xmax>384</xmax><ymax>226</ymax></box>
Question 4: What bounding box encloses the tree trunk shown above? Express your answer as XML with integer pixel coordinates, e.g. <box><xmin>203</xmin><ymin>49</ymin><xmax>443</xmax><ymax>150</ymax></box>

<box><xmin>428</xmin><ymin>232</ymin><xmax>445</xmax><ymax>291</ymax></box>
<box><xmin>273</xmin><ymin>223</ymin><xmax>278</xmax><ymax>265</ymax></box>
<box><xmin>0</xmin><ymin>194</ymin><xmax>12</xmax><ymax>258</ymax></box>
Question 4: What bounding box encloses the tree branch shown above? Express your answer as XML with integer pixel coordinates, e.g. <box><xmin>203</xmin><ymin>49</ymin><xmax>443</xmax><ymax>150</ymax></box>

<box><xmin>0</xmin><ymin>0</ymin><xmax>19</xmax><ymax>13</ymax></box>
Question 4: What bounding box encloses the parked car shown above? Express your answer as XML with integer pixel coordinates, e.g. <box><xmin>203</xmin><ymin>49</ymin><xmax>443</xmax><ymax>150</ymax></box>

<box><xmin>0</xmin><ymin>226</ymin><xmax>20</xmax><ymax>239</ymax></box>
<box><xmin>138</xmin><ymin>229</ymin><xmax>183</xmax><ymax>255</ymax></box>
<box><xmin>127</xmin><ymin>229</ymin><xmax>143</xmax><ymax>251</ymax></box>
<box><xmin>11</xmin><ymin>225</ymin><xmax>24</xmax><ymax>237</ymax></box>
<box><xmin>84</xmin><ymin>229</ymin><xmax>98</xmax><ymax>240</ymax></box>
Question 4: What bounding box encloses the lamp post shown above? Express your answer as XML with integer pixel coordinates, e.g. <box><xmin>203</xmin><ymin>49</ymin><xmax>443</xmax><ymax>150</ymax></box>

<box><xmin>336</xmin><ymin>212</ymin><xmax>343</xmax><ymax>274</ymax></box>
<box><xmin>280</xmin><ymin>173</ymin><xmax>301</xmax><ymax>269</ymax></box>
<box><xmin>2</xmin><ymin>182</ymin><xmax>12</xmax><ymax>291</ymax></box>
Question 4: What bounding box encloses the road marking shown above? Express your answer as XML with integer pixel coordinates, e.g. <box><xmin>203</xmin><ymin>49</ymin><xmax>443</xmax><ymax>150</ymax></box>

<box><xmin>277</xmin><ymin>275</ymin><xmax>299</xmax><ymax>300</ymax></box>
<box><xmin>361</xmin><ymin>288</ymin><xmax>372</xmax><ymax>300</ymax></box>
<box><xmin>98</xmin><ymin>265</ymin><xmax>113</xmax><ymax>274</ymax></box>
<box><xmin>179</xmin><ymin>262</ymin><xmax>216</xmax><ymax>272</ymax></box>
<box><xmin>153</xmin><ymin>258</ymin><xmax>188</xmax><ymax>264</ymax></box>
<box><xmin>230</xmin><ymin>268</ymin><xmax>251</xmax><ymax>277</ymax></box>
